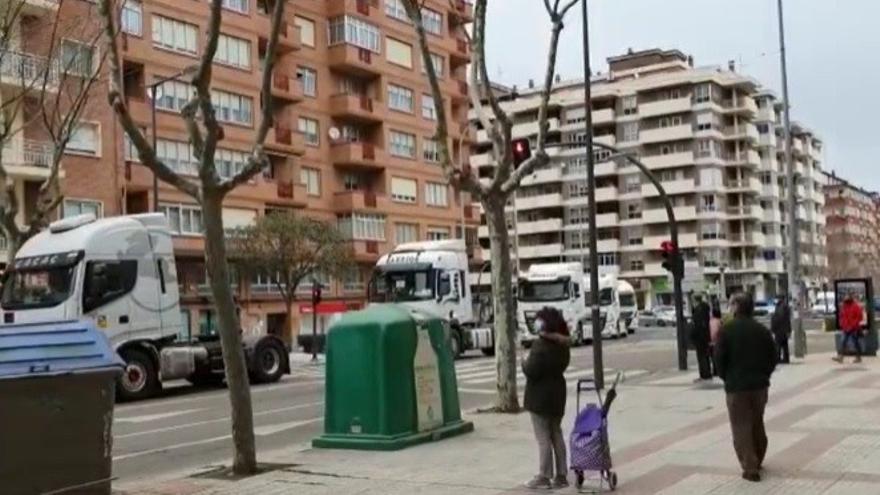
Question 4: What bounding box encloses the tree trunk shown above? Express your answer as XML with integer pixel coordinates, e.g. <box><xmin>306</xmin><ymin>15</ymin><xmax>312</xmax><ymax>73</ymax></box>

<box><xmin>5</xmin><ymin>232</ymin><xmax>21</xmax><ymax>265</ymax></box>
<box><xmin>201</xmin><ymin>190</ymin><xmax>258</xmax><ymax>474</ymax></box>
<box><xmin>485</xmin><ymin>195</ymin><xmax>520</xmax><ymax>412</ymax></box>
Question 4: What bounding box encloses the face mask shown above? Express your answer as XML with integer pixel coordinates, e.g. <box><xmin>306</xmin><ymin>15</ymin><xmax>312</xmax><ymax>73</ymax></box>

<box><xmin>534</xmin><ymin>318</ymin><xmax>545</xmax><ymax>333</ymax></box>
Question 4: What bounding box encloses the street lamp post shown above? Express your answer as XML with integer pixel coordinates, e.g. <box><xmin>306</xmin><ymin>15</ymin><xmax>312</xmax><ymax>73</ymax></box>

<box><xmin>147</xmin><ymin>66</ymin><xmax>199</xmax><ymax>212</ymax></box>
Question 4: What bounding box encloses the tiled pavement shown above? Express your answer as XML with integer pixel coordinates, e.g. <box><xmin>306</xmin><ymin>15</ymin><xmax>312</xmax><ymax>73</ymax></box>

<box><xmin>118</xmin><ymin>353</ymin><xmax>880</xmax><ymax>495</ymax></box>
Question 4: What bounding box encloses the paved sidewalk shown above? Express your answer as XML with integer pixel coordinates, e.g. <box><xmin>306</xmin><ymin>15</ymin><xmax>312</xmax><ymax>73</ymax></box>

<box><xmin>117</xmin><ymin>353</ymin><xmax>880</xmax><ymax>495</ymax></box>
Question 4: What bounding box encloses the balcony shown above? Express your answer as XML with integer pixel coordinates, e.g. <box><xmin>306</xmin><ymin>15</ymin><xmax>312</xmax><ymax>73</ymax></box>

<box><xmin>2</xmin><ymin>139</ymin><xmax>53</xmax><ymax>179</ymax></box>
<box><xmin>265</xmin><ymin>179</ymin><xmax>308</xmax><ymax>207</ymax></box>
<box><xmin>764</xmin><ymin>233</ymin><xmax>784</xmax><ymax>246</ymax></box>
<box><xmin>597</xmin><ymin>212</ymin><xmax>619</xmax><ymax>228</ymax></box>
<box><xmin>333</xmin><ymin>190</ymin><xmax>388</xmax><ymax>213</ymax></box>
<box><xmin>265</xmin><ymin>127</ymin><xmax>305</xmax><ymax>155</ymax></box>
<box><xmin>522</xmin><ymin>167</ymin><xmax>562</xmax><ymax>186</ymax></box>
<box><xmin>512</xmin><ymin>117</ymin><xmax>559</xmax><ymax>139</ymax></box>
<box><xmin>350</xmin><ymin>239</ymin><xmax>384</xmax><ymax>262</ymax></box>
<box><xmin>0</xmin><ymin>49</ymin><xmax>57</xmax><ymax>90</ymax></box>
<box><xmin>257</xmin><ymin>18</ymin><xmax>301</xmax><ymax>54</ymax></box>
<box><xmin>645</xmin><ymin>233</ymin><xmax>698</xmax><ymax>250</ymax></box>
<box><xmin>642</xmin><ymin>151</ymin><xmax>694</xmax><ymax>171</ymax></box>
<box><xmin>592</xmin><ymin>108</ymin><xmax>615</xmax><ymax>125</ymax></box>
<box><xmin>517</xmin><ymin>218</ymin><xmax>563</xmax><ymax>235</ymax></box>
<box><xmin>639</xmin><ymin>124</ymin><xmax>693</xmax><ymax>144</ymax></box>
<box><xmin>725</xmin><ymin>177</ymin><xmax>762</xmax><ymax>194</ymax></box>
<box><xmin>642</xmin><ymin>179</ymin><xmax>694</xmax><ymax>197</ymax></box>
<box><xmin>328</xmin><ymin>93</ymin><xmax>384</xmax><ymax>123</ymax></box>
<box><xmin>758</xmin><ymin>132</ymin><xmax>775</xmax><ymax>148</ymax></box>
<box><xmin>724</xmin><ymin>149</ymin><xmax>761</xmax><ymax>166</ymax></box>
<box><xmin>638</xmin><ymin>96</ymin><xmax>692</xmax><ymax>118</ymax></box>
<box><xmin>595</xmin><ymin>134</ymin><xmax>617</xmax><ymax>148</ymax></box>
<box><xmin>514</xmin><ymin>192</ymin><xmax>563</xmax><ymax>210</ymax></box>
<box><xmin>518</xmin><ymin>243</ymin><xmax>564</xmax><ymax>260</ymax></box>
<box><xmin>643</xmin><ymin>205</ymin><xmax>697</xmax><ymax>224</ymax></box>
<box><xmin>271</xmin><ymin>73</ymin><xmax>303</xmax><ymax>102</ymax></box>
<box><xmin>450</xmin><ymin>37</ymin><xmax>470</xmax><ymax>65</ymax></box>
<box><xmin>450</xmin><ymin>0</ymin><xmax>474</xmax><ymax>21</ymax></box>
<box><xmin>722</xmin><ymin>97</ymin><xmax>758</xmax><ymax>115</ymax></box>
<box><xmin>470</xmin><ymin>152</ymin><xmax>493</xmax><ymax>168</ymax></box>
<box><xmin>722</xmin><ymin>124</ymin><xmax>759</xmax><ymax>141</ymax></box>
<box><xmin>726</xmin><ymin>205</ymin><xmax>763</xmax><ymax>220</ymax></box>
<box><xmin>327</xmin><ymin>0</ymin><xmax>378</xmax><ymax>18</ymax></box>
<box><xmin>327</xmin><ymin>44</ymin><xmax>380</xmax><ymax>77</ymax></box>
<box><xmin>330</xmin><ymin>141</ymin><xmax>385</xmax><ymax>170</ymax></box>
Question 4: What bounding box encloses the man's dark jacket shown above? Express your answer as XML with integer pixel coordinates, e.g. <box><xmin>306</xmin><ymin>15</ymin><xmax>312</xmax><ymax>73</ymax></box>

<box><xmin>523</xmin><ymin>336</ymin><xmax>571</xmax><ymax>417</ymax></box>
<box><xmin>714</xmin><ymin>316</ymin><xmax>777</xmax><ymax>393</ymax></box>
<box><xmin>770</xmin><ymin>304</ymin><xmax>792</xmax><ymax>339</ymax></box>
<box><xmin>691</xmin><ymin>301</ymin><xmax>711</xmax><ymax>345</ymax></box>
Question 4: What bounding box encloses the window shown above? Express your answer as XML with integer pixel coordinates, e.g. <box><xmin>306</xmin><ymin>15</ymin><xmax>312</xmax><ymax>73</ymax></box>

<box><xmin>623</xmin><ymin>175</ymin><xmax>641</xmax><ymax>193</ymax></box>
<box><xmin>626</xmin><ymin>203</ymin><xmax>641</xmax><ymax>219</ymax></box>
<box><xmin>294</xmin><ymin>16</ymin><xmax>315</xmax><ymax>47</ymax></box>
<box><xmin>696</xmin><ymin>139</ymin><xmax>714</xmax><ymax>158</ymax></box>
<box><xmin>160</xmin><ymin>204</ymin><xmax>204</xmax><ymax>235</ymax></box>
<box><xmin>214</xmin><ymin>148</ymin><xmax>248</xmax><ymax>178</ymax></box>
<box><xmin>82</xmin><ymin>260</ymin><xmax>138</xmax><ymax>313</ymax></box>
<box><xmin>701</xmin><ymin>222</ymin><xmax>724</xmax><ymax>240</ymax></box>
<box><xmin>621</xmin><ymin>122</ymin><xmax>639</xmax><ymax>142</ymax></box>
<box><xmin>215</xmin><ymin>34</ymin><xmax>251</xmax><ymax>69</ymax></box>
<box><xmin>154</xmin><ymin>80</ymin><xmax>193</xmax><ymax>112</ymax></box>
<box><xmin>388</xmin><ymin>84</ymin><xmax>414</xmax><ymax>112</ymax></box>
<box><xmin>63</xmin><ymin>199</ymin><xmax>102</xmax><ymax>218</ymax></box>
<box><xmin>390</xmin><ymin>177</ymin><xmax>417</xmax><ymax>203</ymax></box>
<box><xmin>422</xmin><ymin>94</ymin><xmax>436</xmax><ymax>120</ymax></box>
<box><xmin>389</xmin><ymin>130</ymin><xmax>416</xmax><ymax>158</ymax></box>
<box><xmin>340</xmin><ymin>124</ymin><xmax>361</xmax><ymax>143</ymax></box>
<box><xmin>694</xmin><ymin>84</ymin><xmax>711</xmax><ymax>103</ymax></box>
<box><xmin>386</xmin><ymin>37</ymin><xmax>413</xmax><ymax>68</ymax></box>
<box><xmin>298</xmin><ymin>117</ymin><xmax>320</xmax><ymax>146</ymax></box>
<box><xmin>421</xmin><ymin>8</ymin><xmax>443</xmax><ymax>35</ymax></box>
<box><xmin>425</xmin><ymin>182</ymin><xmax>448</xmax><ymax>207</ymax></box>
<box><xmin>300</xmin><ymin>167</ymin><xmax>320</xmax><ymax>196</ymax></box>
<box><xmin>622</xmin><ymin>95</ymin><xmax>637</xmax><ymax>115</ymax></box>
<box><xmin>67</xmin><ymin>123</ymin><xmax>99</xmax><ymax>155</ymax></box>
<box><xmin>337</xmin><ymin>76</ymin><xmax>366</xmax><ymax>96</ymax></box>
<box><xmin>299</xmin><ymin>67</ymin><xmax>317</xmax><ymax>97</ymax></box>
<box><xmin>338</xmin><ymin>213</ymin><xmax>386</xmax><ymax>241</ymax></box>
<box><xmin>598</xmin><ymin>253</ymin><xmax>617</xmax><ymax>266</ymax></box>
<box><xmin>60</xmin><ymin>40</ymin><xmax>95</xmax><ymax>77</ymax></box>
<box><xmin>699</xmin><ymin>167</ymin><xmax>723</xmax><ymax>187</ymax></box>
<box><xmin>222</xmin><ymin>0</ymin><xmax>248</xmax><ymax>13</ymax></box>
<box><xmin>152</xmin><ymin>16</ymin><xmax>197</xmax><ymax>55</ymax></box>
<box><xmin>423</xmin><ymin>137</ymin><xmax>440</xmax><ymax>163</ymax></box>
<box><xmin>121</xmin><ymin>0</ymin><xmax>143</xmax><ymax>36</ymax></box>
<box><xmin>210</xmin><ymin>89</ymin><xmax>253</xmax><ymax>125</ymax></box>
<box><xmin>421</xmin><ymin>52</ymin><xmax>444</xmax><ymax>78</ymax></box>
<box><xmin>629</xmin><ymin>259</ymin><xmax>644</xmax><ymax>271</ymax></box>
<box><xmin>343</xmin><ymin>173</ymin><xmax>361</xmax><ymax>191</ymax></box>
<box><xmin>328</xmin><ymin>16</ymin><xmax>381</xmax><ymax>53</ymax></box>
<box><xmin>384</xmin><ymin>0</ymin><xmax>408</xmax><ymax>21</ymax></box>
<box><xmin>427</xmin><ymin>227</ymin><xmax>451</xmax><ymax>241</ymax></box>
<box><xmin>396</xmin><ymin>223</ymin><xmax>418</xmax><ymax>244</ymax></box>
<box><xmin>156</xmin><ymin>139</ymin><xmax>196</xmax><ymax>175</ymax></box>
<box><xmin>700</xmin><ymin>194</ymin><xmax>717</xmax><ymax>212</ymax></box>
<box><xmin>756</xmin><ymin>123</ymin><xmax>770</xmax><ymax>134</ymax></box>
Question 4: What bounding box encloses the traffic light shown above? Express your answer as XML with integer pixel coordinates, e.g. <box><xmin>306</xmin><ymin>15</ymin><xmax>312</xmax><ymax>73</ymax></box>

<box><xmin>660</xmin><ymin>240</ymin><xmax>683</xmax><ymax>278</ymax></box>
<box><xmin>511</xmin><ymin>138</ymin><xmax>532</xmax><ymax>165</ymax></box>
<box><xmin>311</xmin><ymin>283</ymin><xmax>322</xmax><ymax>306</ymax></box>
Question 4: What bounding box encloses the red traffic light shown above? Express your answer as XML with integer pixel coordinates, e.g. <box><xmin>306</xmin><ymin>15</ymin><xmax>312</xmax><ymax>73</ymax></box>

<box><xmin>311</xmin><ymin>284</ymin><xmax>323</xmax><ymax>305</ymax></box>
<box><xmin>511</xmin><ymin>138</ymin><xmax>532</xmax><ymax>165</ymax></box>
<box><xmin>660</xmin><ymin>240</ymin><xmax>677</xmax><ymax>254</ymax></box>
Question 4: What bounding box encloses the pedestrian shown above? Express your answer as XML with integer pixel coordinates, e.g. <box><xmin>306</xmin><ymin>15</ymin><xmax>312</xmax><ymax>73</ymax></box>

<box><xmin>522</xmin><ymin>306</ymin><xmax>572</xmax><ymax>490</ymax></box>
<box><xmin>691</xmin><ymin>294</ymin><xmax>712</xmax><ymax>380</ymax></box>
<box><xmin>714</xmin><ymin>293</ymin><xmax>778</xmax><ymax>482</ymax></box>
<box><xmin>770</xmin><ymin>296</ymin><xmax>792</xmax><ymax>364</ymax></box>
<box><xmin>833</xmin><ymin>292</ymin><xmax>864</xmax><ymax>364</ymax></box>
<box><xmin>709</xmin><ymin>303</ymin><xmax>723</xmax><ymax>376</ymax></box>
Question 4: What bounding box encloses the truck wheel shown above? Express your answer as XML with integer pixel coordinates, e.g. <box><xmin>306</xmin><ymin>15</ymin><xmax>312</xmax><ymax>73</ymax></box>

<box><xmin>186</xmin><ymin>373</ymin><xmax>225</xmax><ymax>387</ymax></box>
<box><xmin>618</xmin><ymin>320</ymin><xmax>627</xmax><ymax>338</ymax></box>
<box><xmin>251</xmin><ymin>340</ymin><xmax>286</xmax><ymax>384</ymax></box>
<box><xmin>576</xmin><ymin>322</ymin><xmax>585</xmax><ymax>347</ymax></box>
<box><xmin>117</xmin><ymin>348</ymin><xmax>160</xmax><ymax>401</ymax></box>
<box><xmin>450</xmin><ymin>333</ymin><xmax>463</xmax><ymax>359</ymax></box>
<box><xmin>481</xmin><ymin>347</ymin><xmax>495</xmax><ymax>357</ymax></box>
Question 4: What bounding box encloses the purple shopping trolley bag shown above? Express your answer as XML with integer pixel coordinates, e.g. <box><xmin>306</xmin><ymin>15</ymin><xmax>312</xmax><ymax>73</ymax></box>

<box><xmin>569</xmin><ymin>404</ymin><xmax>612</xmax><ymax>472</ymax></box>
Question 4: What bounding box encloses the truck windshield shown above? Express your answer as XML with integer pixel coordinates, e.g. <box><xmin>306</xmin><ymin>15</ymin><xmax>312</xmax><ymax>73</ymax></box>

<box><xmin>519</xmin><ymin>280</ymin><xmax>569</xmax><ymax>302</ymax></box>
<box><xmin>369</xmin><ymin>269</ymin><xmax>435</xmax><ymax>302</ymax></box>
<box><xmin>585</xmin><ymin>288</ymin><xmax>615</xmax><ymax>306</ymax></box>
<box><xmin>619</xmin><ymin>293</ymin><xmax>636</xmax><ymax>307</ymax></box>
<box><xmin>1</xmin><ymin>267</ymin><xmax>75</xmax><ymax>309</ymax></box>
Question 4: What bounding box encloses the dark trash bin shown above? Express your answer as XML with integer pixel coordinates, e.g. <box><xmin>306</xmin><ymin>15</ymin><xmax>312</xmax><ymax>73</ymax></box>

<box><xmin>0</xmin><ymin>320</ymin><xmax>124</xmax><ymax>495</ymax></box>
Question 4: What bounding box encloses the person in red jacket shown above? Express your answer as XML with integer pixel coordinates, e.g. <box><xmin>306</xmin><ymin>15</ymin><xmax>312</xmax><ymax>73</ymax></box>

<box><xmin>833</xmin><ymin>293</ymin><xmax>864</xmax><ymax>364</ymax></box>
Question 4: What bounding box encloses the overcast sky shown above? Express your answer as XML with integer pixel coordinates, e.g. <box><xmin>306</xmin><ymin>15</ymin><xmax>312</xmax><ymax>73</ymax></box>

<box><xmin>484</xmin><ymin>0</ymin><xmax>880</xmax><ymax>189</ymax></box>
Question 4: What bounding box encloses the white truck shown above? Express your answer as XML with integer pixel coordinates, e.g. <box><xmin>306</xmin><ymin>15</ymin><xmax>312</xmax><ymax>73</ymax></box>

<box><xmin>618</xmin><ymin>279</ymin><xmax>637</xmax><ymax>333</ymax></box>
<box><xmin>367</xmin><ymin>239</ymin><xmax>494</xmax><ymax>358</ymax></box>
<box><xmin>517</xmin><ymin>263</ymin><xmax>628</xmax><ymax>345</ymax></box>
<box><xmin>0</xmin><ymin>214</ymin><xmax>290</xmax><ymax>401</ymax></box>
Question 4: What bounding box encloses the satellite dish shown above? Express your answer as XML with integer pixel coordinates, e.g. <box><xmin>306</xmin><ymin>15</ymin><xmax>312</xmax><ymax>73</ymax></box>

<box><xmin>328</xmin><ymin>127</ymin><xmax>341</xmax><ymax>141</ymax></box>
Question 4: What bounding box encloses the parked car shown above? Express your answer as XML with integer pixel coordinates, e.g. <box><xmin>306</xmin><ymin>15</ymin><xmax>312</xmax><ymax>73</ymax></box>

<box><xmin>754</xmin><ymin>299</ymin><xmax>776</xmax><ymax>317</ymax></box>
<box><xmin>636</xmin><ymin>307</ymin><xmax>676</xmax><ymax>328</ymax></box>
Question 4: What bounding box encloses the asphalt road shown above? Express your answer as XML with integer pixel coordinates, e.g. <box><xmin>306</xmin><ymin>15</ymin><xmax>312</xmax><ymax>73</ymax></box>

<box><xmin>112</xmin><ymin>323</ymin><xmax>835</xmax><ymax>485</ymax></box>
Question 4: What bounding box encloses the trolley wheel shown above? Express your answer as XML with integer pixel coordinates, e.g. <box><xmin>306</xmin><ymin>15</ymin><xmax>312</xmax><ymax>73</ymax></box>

<box><xmin>604</xmin><ymin>470</ymin><xmax>618</xmax><ymax>491</ymax></box>
<box><xmin>575</xmin><ymin>470</ymin><xmax>585</xmax><ymax>488</ymax></box>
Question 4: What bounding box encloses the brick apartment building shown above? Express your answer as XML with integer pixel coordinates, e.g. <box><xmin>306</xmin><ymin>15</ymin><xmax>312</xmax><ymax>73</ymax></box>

<box><xmin>823</xmin><ymin>171</ymin><xmax>880</xmax><ymax>285</ymax></box>
<box><xmin>2</xmin><ymin>0</ymin><xmax>476</xmax><ymax>342</ymax></box>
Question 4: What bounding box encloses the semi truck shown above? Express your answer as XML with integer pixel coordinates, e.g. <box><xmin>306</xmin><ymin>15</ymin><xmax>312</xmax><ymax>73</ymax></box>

<box><xmin>0</xmin><ymin>214</ymin><xmax>290</xmax><ymax>400</ymax></box>
<box><xmin>517</xmin><ymin>263</ymin><xmax>628</xmax><ymax>345</ymax></box>
<box><xmin>367</xmin><ymin>239</ymin><xmax>494</xmax><ymax>358</ymax></box>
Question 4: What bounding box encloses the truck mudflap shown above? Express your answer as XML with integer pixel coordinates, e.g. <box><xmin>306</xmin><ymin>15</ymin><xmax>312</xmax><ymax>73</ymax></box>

<box><xmin>242</xmin><ymin>334</ymin><xmax>291</xmax><ymax>383</ymax></box>
<box><xmin>468</xmin><ymin>327</ymin><xmax>494</xmax><ymax>350</ymax></box>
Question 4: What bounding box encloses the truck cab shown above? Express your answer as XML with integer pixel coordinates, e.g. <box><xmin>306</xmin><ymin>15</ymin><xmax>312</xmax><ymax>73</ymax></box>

<box><xmin>367</xmin><ymin>240</ymin><xmax>494</xmax><ymax>357</ymax></box>
<box><xmin>517</xmin><ymin>262</ymin><xmax>588</xmax><ymax>345</ymax></box>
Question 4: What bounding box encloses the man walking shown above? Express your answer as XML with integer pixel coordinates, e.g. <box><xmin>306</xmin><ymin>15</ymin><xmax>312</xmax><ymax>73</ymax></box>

<box><xmin>833</xmin><ymin>293</ymin><xmax>864</xmax><ymax>364</ymax></box>
<box><xmin>691</xmin><ymin>294</ymin><xmax>712</xmax><ymax>380</ymax></box>
<box><xmin>770</xmin><ymin>296</ymin><xmax>792</xmax><ymax>364</ymax></box>
<box><xmin>715</xmin><ymin>293</ymin><xmax>777</xmax><ymax>482</ymax></box>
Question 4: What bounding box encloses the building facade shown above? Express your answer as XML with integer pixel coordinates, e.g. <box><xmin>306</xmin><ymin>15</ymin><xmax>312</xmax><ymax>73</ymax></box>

<box><xmin>3</xmin><ymin>0</ymin><xmax>476</xmax><ymax>342</ymax></box>
<box><xmin>471</xmin><ymin>49</ymin><xmax>826</xmax><ymax>306</ymax></box>
<box><xmin>823</xmin><ymin>171</ymin><xmax>880</xmax><ymax>285</ymax></box>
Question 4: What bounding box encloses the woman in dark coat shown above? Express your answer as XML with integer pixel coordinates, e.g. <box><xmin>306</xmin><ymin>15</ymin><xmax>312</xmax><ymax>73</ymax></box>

<box><xmin>522</xmin><ymin>306</ymin><xmax>571</xmax><ymax>489</ymax></box>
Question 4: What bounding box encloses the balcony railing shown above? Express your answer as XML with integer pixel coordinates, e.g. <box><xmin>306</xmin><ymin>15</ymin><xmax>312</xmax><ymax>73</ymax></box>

<box><xmin>2</xmin><ymin>139</ymin><xmax>53</xmax><ymax>167</ymax></box>
<box><xmin>0</xmin><ymin>48</ymin><xmax>58</xmax><ymax>86</ymax></box>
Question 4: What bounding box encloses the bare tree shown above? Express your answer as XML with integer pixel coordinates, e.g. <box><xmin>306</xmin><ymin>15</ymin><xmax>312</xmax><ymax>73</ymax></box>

<box><xmin>0</xmin><ymin>0</ymin><xmax>107</xmax><ymax>262</ymax></box>
<box><xmin>229</xmin><ymin>212</ymin><xmax>354</xmax><ymax>344</ymax></box>
<box><xmin>98</xmin><ymin>0</ymin><xmax>288</xmax><ymax>474</ymax></box>
<box><xmin>403</xmin><ymin>0</ymin><xmax>577</xmax><ymax>412</ymax></box>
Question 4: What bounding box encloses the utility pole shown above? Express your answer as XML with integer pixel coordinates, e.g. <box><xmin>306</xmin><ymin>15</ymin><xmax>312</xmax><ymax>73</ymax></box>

<box><xmin>777</xmin><ymin>0</ymin><xmax>805</xmax><ymax>358</ymax></box>
<box><xmin>511</xmin><ymin>192</ymin><xmax>521</xmax><ymax>275</ymax></box>
<box><xmin>581</xmin><ymin>0</ymin><xmax>604</xmax><ymax>389</ymax></box>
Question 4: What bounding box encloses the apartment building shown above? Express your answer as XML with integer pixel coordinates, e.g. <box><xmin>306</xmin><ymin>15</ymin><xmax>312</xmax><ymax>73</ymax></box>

<box><xmin>471</xmin><ymin>49</ymin><xmax>826</xmax><ymax>306</ymax></box>
<box><xmin>2</xmin><ymin>0</ymin><xmax>476</xmax><ymax>342</ymax></box>
<box><xmin>823</xmin><ymin>171</ymin><xmax>880</xmax><ymax>285</ymax></box>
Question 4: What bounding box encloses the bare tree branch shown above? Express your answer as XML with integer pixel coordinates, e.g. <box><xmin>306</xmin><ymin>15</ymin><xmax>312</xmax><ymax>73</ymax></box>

<box><xmin>472</xmin><ymin>0</ymin><xmax>509</xmax><ymax>130</ymax></box>
<box><xmin>192</xmin><ymin>0</ymin><xmax>224</xmax><ymax>187</ymax></box>
<box><xmin>98</xmin><ymin>0</ymin><xmax>200</xmax><ymax>199</ymax></box>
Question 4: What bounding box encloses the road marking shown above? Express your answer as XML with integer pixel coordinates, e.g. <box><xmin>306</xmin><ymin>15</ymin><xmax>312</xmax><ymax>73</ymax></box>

<box><xmin>254</xmin><ymin>418</ymin><xmax>321</xmax><ymax>436</ymax></box>
<box><xmin>456</xmin><ymin>369</ymin><xmax>499</xmax><ymax>380</ymax></box>
<box><xmin>116</xmin><ymin>408</ymin><xmax>205</xmax><ymax>424</ymax></box>
<box><xmin>115</xmin><ymin>379</ymin><xmax>322</xmax><ymax>413</ymax></box>
<box><xmin>115</xmin><ymin>402</ymin><xmax>324</xmax><ymax>439</ymax></box>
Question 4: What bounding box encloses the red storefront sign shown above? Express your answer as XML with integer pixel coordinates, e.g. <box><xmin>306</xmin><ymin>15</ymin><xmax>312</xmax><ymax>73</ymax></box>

<box><xmin>299</xmin><ymin>301</ymin><xmax>359</xmax><ymax>315</ymax></box>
